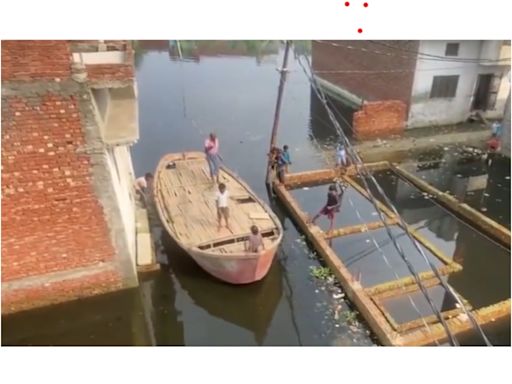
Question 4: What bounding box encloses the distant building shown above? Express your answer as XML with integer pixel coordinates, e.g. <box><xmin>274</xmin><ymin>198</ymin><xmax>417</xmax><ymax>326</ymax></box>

<box><xmin>312</xmin><ymin>40</ymin><xmax>511</xmax><ymax>139</ymax></box>
<box><xmin>1</xmin><ymin>40</ymin><xmax>140</xmax><ymax>313</ymax></box>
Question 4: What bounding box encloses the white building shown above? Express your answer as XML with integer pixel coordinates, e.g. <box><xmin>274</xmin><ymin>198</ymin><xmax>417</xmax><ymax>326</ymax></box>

<box><xmin>408</xmin><ymin>41</ymin><xmax>511</xmax><ymax>128</ymax></box>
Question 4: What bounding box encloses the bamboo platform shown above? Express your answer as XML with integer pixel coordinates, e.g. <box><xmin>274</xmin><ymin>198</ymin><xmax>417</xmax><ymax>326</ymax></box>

<box><xmin>275</xmin><ymin>162</ymin><xmax>511</xmax><ymax>346</ymax></box>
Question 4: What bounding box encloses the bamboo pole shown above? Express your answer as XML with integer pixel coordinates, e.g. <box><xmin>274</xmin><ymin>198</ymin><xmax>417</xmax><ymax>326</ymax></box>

<box><xmin>266</xmin><ymin>41</ymin><xmax>292</xmax><ymax>185</ymax></box>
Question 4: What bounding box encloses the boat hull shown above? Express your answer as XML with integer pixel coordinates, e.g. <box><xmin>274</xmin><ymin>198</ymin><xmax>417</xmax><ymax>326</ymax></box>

<box><xmin>188</xmin><ymin>244</ymin><xmax>279</xmax><ymax>284</ymax></box>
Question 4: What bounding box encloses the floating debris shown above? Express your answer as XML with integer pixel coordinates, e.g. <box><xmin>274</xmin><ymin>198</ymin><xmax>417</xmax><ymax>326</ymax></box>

<box><xmin>302</xmin><ymin>187</ymin><xmax>310</xmax><ymax>190</ymax></box>
<box><xmin>333</xmin><ymin>293</ymin><xmax>345</xmax><ymax>300</ymax></box>
<box><xmin>310</xmin><ymin>266</ymin><xmax>332</xmax><ymax>280</ymax></box>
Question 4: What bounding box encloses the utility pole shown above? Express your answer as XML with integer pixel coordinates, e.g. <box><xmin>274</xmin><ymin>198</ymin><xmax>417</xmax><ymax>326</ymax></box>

<box><xmin>266</xmin><ymin>40</ymin><xmax>292</xmax><ymax>188</ymax></box>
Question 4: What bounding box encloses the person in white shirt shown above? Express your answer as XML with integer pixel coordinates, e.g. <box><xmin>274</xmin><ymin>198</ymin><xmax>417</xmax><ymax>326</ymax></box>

<box><xmin>215</xmin><ymin>182</ymin><xmax>231</xmax><ymax>231</ymax></box>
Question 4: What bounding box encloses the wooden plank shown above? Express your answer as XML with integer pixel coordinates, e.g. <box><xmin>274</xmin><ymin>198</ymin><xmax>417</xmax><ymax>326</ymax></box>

<box><xmin>365</xmin><ymin>262</ymin><xmax>462</xmax><ymax>297</ymax></box>
<box><xmin>283</xmin><ymin>161</ymin><xmax>391</xmax><ymax>189</ymax></box>
<box><xmin>392</xmin><ymin>164</ymin><xmax>511</xmax><ymax>247</ymax></box>
<box><xmin>369</xmin><ymin>278</ymin><xmax>472</xmax><ymax>333</ymax></box>
<box><xmin>323</xmin><ymin>218</ymin><xmax>399</xmax><ymax>240</ymax></box>
<box><xmin>274</xmin><ymin>183</ymin><xmax>400</xmax><ymax>346</ymax></box>
<box><xmin>369</xmin><ymin>277</ymin><xmax>442</xmax><ymax>300</ymax></box>
<box><xmin>397</xmin><ymin>299</ymin><xmax>511</xmax><ymax>346</ymax></box>
<box><xmin>250</xmin><ymin>212</ymin><xmax>271</xmax><ymax>220</ymax></box>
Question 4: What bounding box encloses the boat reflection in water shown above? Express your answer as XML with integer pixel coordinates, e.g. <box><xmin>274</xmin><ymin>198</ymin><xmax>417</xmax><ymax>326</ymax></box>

<box><xmin>158</xmin><ymin>229</ymin><xmax>283</xmax><ymax>346</ymax></box>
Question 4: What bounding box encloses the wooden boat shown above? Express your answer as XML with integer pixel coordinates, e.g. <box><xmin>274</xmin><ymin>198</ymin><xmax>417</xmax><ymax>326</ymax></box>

<box><xmin>154</xmin><ymin>151</ymin><xmax>283</xmax><ymax>284</ymax></box>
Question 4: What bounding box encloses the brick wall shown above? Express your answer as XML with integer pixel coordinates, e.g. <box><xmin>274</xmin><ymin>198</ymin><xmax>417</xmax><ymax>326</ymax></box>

<box><xmin>353</xmin><ymin>100</ymin><xmax>407</xmax><ymax>139</ymax></box>
<box><xmin>1</xmin><ymin>40</ymin><xmax>72</xmax><ymax>81</ymax></box>
<box><xmin>312</xmin><ymin>40</ymin><xmax>419</xmax><ymax>107</ymax></box>
<box><xmin>1</xmin><ymin>40</ymin><xmax>132</xmax><ymax>313</ymax></box>
<box><xmin>86</xmin><ymin>64</ymin><xmax>134</xmax><ymax>82</ymax></box>
<box><xmin>1</xmin><ymin>94</ymin><xmax>117</xmax><ymax>282</ymax></box>
<box><xmin>86</xmin><ymin>42</ymin><xmax>135</xmax><ymax>82</ymax></box>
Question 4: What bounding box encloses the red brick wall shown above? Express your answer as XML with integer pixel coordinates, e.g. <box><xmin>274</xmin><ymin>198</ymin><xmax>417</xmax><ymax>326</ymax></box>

<box><xmin>353</xmin><ymin>100</ymin><xmax>407</xmax><ymax>139</ymax></box>
<box><xmin>1</xmin><ymin>40</ymin><xmax>72</xmax><ymax>81</ymax></box>
<box><xmin>86</xmin><ymin>64</ymin><xmax>134</xmax><ymax>82</ymax></box>
<box><xmin>1</xmin><ymin>94</ymin><xmax>117</xmax><ymax>282</ymax></box>
<box><xmin>86</xmin><ymin>42</ymin><xmax>135</xmax><ymax>82</ymax></box>
<box><xmin>312</xmin><ymin>40</ymin><xmax>418</xmax><ymax>107</ymax></box>
<box><xmin>1</xmin><ymin>40</ymin><xmax>125</xmax><ymax>313</ymax></box>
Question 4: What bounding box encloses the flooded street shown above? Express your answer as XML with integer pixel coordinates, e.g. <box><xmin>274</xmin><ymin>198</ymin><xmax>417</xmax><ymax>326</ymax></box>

<box><xmin>2</xmin><ymin>41</ymin><xmax>510</xmax><ymax>346</ymax></box>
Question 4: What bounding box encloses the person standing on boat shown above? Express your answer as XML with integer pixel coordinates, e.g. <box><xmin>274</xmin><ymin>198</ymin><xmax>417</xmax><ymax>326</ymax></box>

<box><xmin>310</xmin><ymin>183</ymin><xmax>345</xmax><ymax>231</ymax></box>
<box><xmin>216</xmin><ymin>182</ymin><xmax>231</xmax><ymax>232</ymax></box>
<box><xmin>245</xmin><ymin>225</ymin><xmax>265</xmax><ymax>253</ymax></box>
<box><xmin>204</xmin><ymin>132</ymin><xmax>220</xmax><ymax>183</ymax></box>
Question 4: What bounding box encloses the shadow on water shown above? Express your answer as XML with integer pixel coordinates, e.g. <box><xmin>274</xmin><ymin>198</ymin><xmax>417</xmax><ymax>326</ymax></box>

<box><xmin>1</xmin><ymin>287</ymin><xmax>153</xmax><ymax>346</ymax></box>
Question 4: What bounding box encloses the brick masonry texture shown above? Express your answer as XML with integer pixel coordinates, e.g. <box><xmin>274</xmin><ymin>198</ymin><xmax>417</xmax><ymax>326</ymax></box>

<box><xmin>353</xmin><ymin>100</ymin><xmax>407</xmax><ymax>139</ymax></box>
<box><xmin>1</xmin><ymin>40</ymin><xmax>132</xmax><ymax>313</ymax></box>
<box><xmin>1</xmin><ymin>40</ymin><xmax>72</xmax><ymax>81</ymax></box>
<box><xmin>312</xmin><ymin>40</ymin><xmax>419</xmax><ymax>107</ymax></box>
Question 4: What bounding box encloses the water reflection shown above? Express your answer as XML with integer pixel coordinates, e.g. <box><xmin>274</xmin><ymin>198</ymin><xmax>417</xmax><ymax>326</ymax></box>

<box><xmin>160</xmin><ymin>232</ymin><xmax>283</xmax><ymax>346</ymax></box>
<box><xmin>308</xmin><ymin>87</ymin><xmax>355</xmax><ymax>147</ymax></box>
<box><xmin>400</xmin><ymin>148</ymin><xmax>510</xmax><ymax>229</ymax></box>
<box><xmin>371</xmin><ymin>169</ymin><xmax>510</xmax><ymax>312</ymax></box>
<box><xmin>139</xmin><ymin>269</ymin><xmax>185</xmax><ymax>346</ymax></box>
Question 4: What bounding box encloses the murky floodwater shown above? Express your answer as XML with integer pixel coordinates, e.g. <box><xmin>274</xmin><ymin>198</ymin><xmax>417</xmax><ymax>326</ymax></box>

<box><xmin>2</xmin><ymin>41</ymin><xmax>509</xmax><ymax>346</ymax></box>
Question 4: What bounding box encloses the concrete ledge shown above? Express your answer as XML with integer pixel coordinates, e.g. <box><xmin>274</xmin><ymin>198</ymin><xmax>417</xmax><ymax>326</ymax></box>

<box><xmin>136</xmin><ymin>207</ymin><xmax>156</xmax><ymax>268</ymax></box>
<box><xmin>314</xmin><ymin>76</ymin><xmax>363</xmax><ymax>109</ymax></box>
<box><xmin>2</xmin><ymin>264</ymin><xmax>123</xmax><ymax>315</ymax></box>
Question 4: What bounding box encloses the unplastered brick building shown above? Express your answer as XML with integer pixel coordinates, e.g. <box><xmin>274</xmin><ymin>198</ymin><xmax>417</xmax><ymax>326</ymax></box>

<box><xmin>1</xmin><ymin>40</ymin><xmax>140</xmax><ymax>313</ymax></box>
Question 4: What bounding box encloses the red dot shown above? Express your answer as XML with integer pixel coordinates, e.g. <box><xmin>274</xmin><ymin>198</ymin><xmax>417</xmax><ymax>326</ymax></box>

<box><xmin>364</xmin><ymin>2</ymin><xmax>368</xmax><ymax>7</ymax></box>
<box><xmin>358</xmin><ymin>28</ymin><xmax>363</xmax><ymax>33</ymax></box>
<box><xmin>345</xmin><ymin>1</ymin><xmax>350</xmax><ymax>6</ymax></box>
